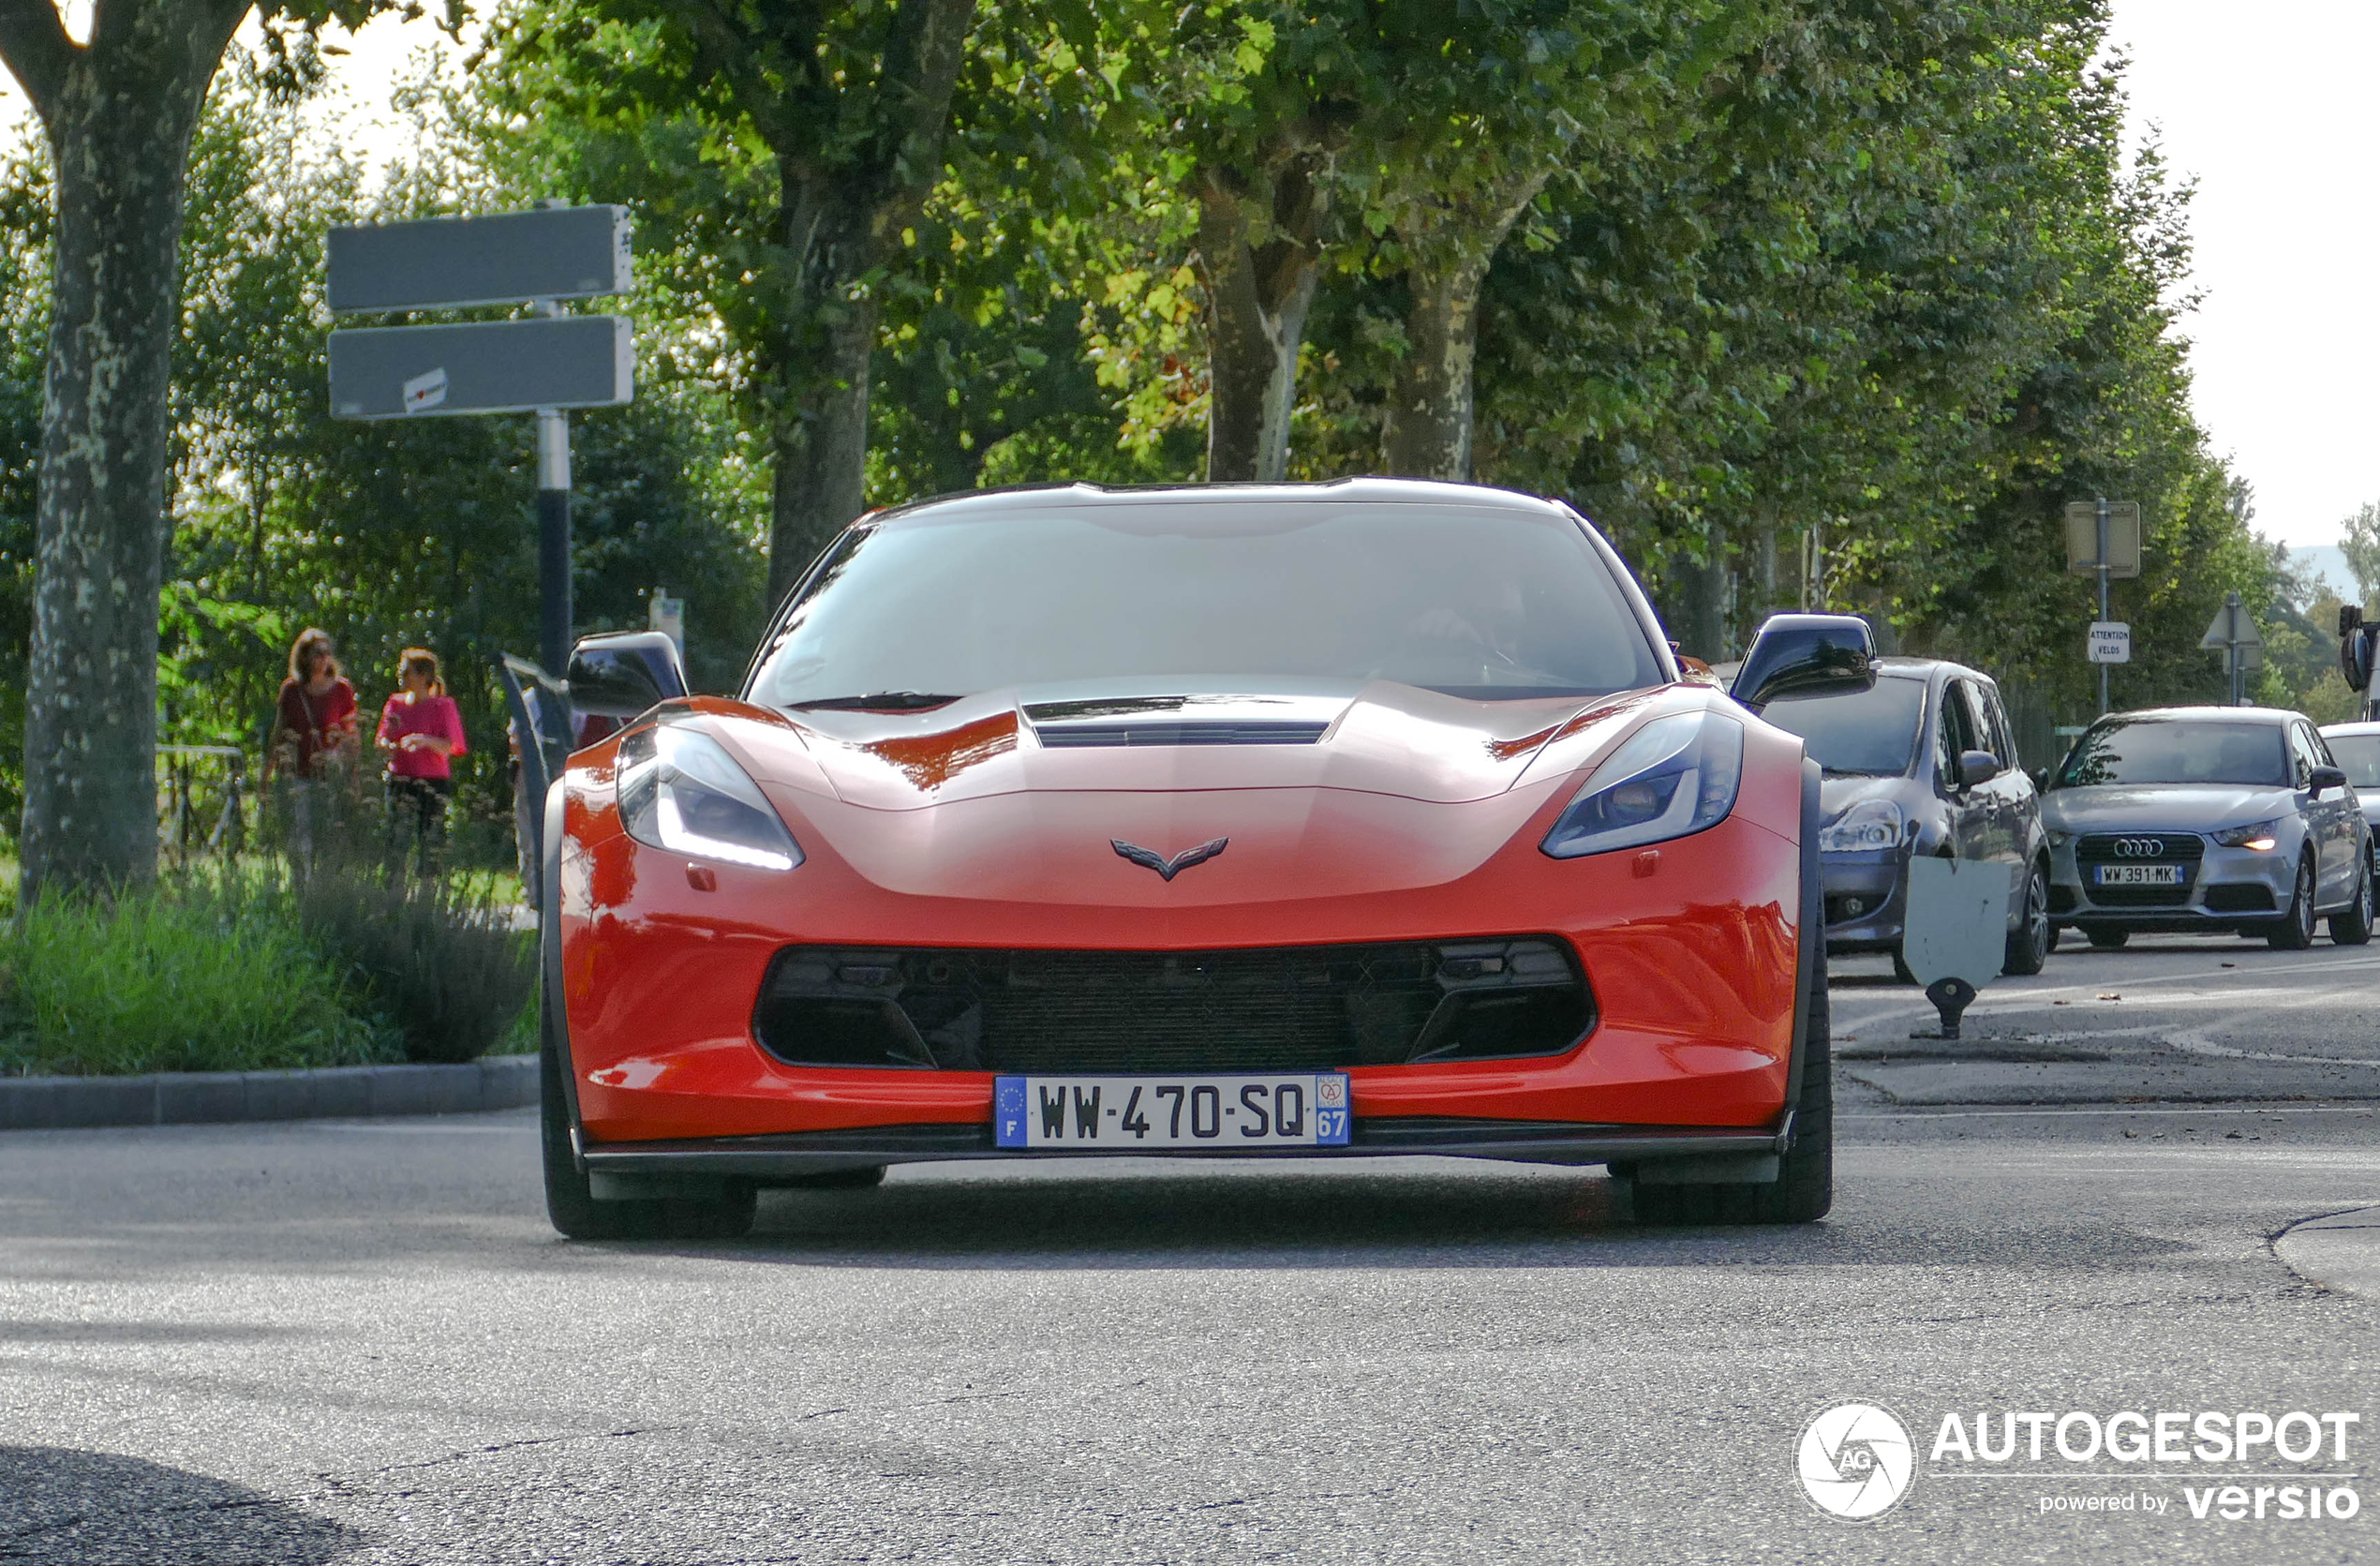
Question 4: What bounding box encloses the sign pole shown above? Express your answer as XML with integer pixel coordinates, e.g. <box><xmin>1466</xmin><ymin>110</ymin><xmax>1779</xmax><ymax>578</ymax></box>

<box><xmin>2096</xmin><ymin>497</ymin><xmax>2111</xmax><ymax>716</ymax></box>
<box><xmin>536</xmin><ymin>405</ymin><xmax>572</xmax><ymax>676</ymax></box>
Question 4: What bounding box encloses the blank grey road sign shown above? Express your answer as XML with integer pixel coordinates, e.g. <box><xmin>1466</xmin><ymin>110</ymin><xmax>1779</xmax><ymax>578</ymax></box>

<box><xmin>2062</xmin><ymin>500</ymin><xmax>2141</xmax><ymax>577</ymax></box>
<box><xmin>327</xmin><ymin>205</ymin><xmax>632</xmax><ymax>314</ymax></box>
<box><xmin>329</xmin><ymin>317</ymin><xmax>633</xmax><ymax>420</ymax></box>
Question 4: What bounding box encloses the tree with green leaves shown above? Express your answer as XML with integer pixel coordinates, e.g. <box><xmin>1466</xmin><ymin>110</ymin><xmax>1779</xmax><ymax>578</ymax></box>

<box><xmin>0</xmin><ymin>0</ymin><xmax>463</xmax><ymax>896</ymax></box>
<box><xmin>2340</xmin><ymin>500</ymin><xmax>2380</xmax><ymax>610</ymax></box>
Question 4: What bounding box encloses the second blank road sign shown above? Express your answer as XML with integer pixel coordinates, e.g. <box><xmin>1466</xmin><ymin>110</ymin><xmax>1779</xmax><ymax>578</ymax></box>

<box><xmin>2088</xmin><ymin>620</ymin><xmax>2131</xmax><ymax>664</ymax></box>
<box><xmin>329</xmin><ymin>317</ymin><xmax>633</xmax><ymax>421</ymax></box>
<box><xmin>327</xmin><ymin>205</ymin><xmax>632</xmax><ymax>314</ymax></box>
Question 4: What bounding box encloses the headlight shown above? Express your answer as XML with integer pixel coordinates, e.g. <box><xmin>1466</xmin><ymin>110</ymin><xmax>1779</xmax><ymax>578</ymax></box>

<box><xmin>1818</xmin><ymin>798</ymin><xmax>1904</xmax><ymax>854</ymax></box>
<box><xmin>1541</xmin><ymin>710</ymin><xmax>1745</xmax><ymax>859</ymax></box>
<box><xmin>617</xmin><ymin>722</ymin><xmax>804</xmax><ymax>871</ymax></box>
<box><xmin>2212</xmin><ymin>818</ymin><xmax>2283</xmax><ymax>852</ymax></box>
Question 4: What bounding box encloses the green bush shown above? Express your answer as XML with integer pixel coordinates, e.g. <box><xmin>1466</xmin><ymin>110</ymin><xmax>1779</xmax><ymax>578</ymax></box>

<box><xmin>0</xmin><ymin>883</ymin><xmax>386</xmax><ymax>1076</ymax></box>
<box><xmin>295</xmin><ymin>869</ymin><xmax>535</xmax><ymax>1065</ymax></box>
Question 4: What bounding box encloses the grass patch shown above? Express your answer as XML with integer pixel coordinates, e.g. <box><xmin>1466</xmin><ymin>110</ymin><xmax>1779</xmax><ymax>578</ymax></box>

<box><xmin>295</xmin><ymin>871</ymin><xmax>535</xmax><ymax>1065</ymax></box>
<box><xmin>0</xmin><ymin>882</ymin><xmax>391</xmax><ymax>1076</ymax></box>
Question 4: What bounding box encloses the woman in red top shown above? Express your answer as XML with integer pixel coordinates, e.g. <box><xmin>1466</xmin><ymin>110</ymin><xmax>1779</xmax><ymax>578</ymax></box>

<box><xmin>269</xmin><ymin>628</ymin><xmax>358</xmax><ymax>781</ymax></box>
<box><xmin>377</xmin><ymin>648</ymin><xmax>469</xmax><ymax>876</ymax></box>
<box><xmin>268</xmin><ymin>628</ymin><xmax>358</xmax><ymax>868</ymax></box>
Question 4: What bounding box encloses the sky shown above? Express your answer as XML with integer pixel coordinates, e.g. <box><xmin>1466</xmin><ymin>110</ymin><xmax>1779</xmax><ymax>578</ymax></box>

<box><xmin>0</xmin><ymin>5</ymin><xmax>2371</xmax><ymax>555</ymax></box>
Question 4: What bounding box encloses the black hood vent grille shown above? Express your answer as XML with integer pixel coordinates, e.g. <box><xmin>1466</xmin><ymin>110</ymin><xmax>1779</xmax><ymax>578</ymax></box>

<box><xmin>1033</xmin><ymin>720</ymin><xmax>1329</xmax><ymax>748</ymax></box>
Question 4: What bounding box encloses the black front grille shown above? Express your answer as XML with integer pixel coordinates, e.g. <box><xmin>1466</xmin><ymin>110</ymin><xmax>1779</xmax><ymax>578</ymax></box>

<box><xmin>2075</xmin><ymin>832</ymin><xmax>2204</xmax><ymax>907</ymax></box>
<box><xmin>752</xmin><ymin>939</ymin><xmax>1595</xmax><ymax>1073</ymax></box>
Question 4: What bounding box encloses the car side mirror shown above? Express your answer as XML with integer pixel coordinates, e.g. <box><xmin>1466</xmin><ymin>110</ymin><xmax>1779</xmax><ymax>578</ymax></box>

<box><xmin>2027</xmin><ymin>766</ymin><xmax>2050</xmax><ymax>792</ymax></box>
<box><xmin>1956</xmin><ymin>749</ymin><xmax>2001</xmax><ymax>789</ymax></box>
<box><xmin>2310</xmin><ymin>764</ymin><xmax>2348</xmax><ymax>798</ymax></box>
<box><xmin>567</xmin><ymin>630</ymin><xmax>689</xmax><ymax>719</ymax></box>
<box><xmin>1731</xmin><ymin>613</ymin><xmax>1877</xmax><ymax>711</ymax></box>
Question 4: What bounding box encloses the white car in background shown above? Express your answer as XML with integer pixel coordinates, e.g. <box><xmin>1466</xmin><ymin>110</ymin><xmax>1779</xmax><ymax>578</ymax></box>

<box><xmin>2318</xmin><ymin>721</ymin><xmax>2380</xmax><ymax>919</ymax></box>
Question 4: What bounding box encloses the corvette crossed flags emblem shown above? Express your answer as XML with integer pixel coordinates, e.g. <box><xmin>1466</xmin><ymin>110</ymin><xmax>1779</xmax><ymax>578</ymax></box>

<box><xmin>1110</xmin><ymin>837</ymin><xmax>1227</xmax><ymax>881</ymax></box>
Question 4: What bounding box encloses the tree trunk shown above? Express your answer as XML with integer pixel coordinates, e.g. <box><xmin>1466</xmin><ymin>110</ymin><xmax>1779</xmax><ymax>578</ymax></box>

<box><xmin>0</xmin><ymin>1</ymin><xmax>244</xmax><ymax>898</ymax></box>
<box><xmin>1377</xmin><ymin>250</ymin><xmax>1495</xmax><ymax>482</ymax></box>
<box><xmin>1377</xmin><ymin>172</ymin><xmax>1549</xmax><ymax>482</ymax></box>
<box><xmin>1196</xmin><ymin>165</ymin><xmax>1323</xmax><ymax>483</ymax></box>
<box><xmin>763</xmin><ymin>186</ymin><xmax>880</xmax><ymax>608</ymax></box>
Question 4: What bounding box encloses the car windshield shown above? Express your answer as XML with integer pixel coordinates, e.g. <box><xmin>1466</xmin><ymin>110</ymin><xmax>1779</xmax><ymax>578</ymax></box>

<box><xmin>2328</xmin><ymin>734</ymin><xmax>2380</xmax><ymax>789</ymax></box>
<box><xmin>1756</xmin><ymin>677</ymin><xmax>1927</xmax><ymax>777</ymax></box>
<box><xmin>749</xmin><ymin>500</ymin><xmax>1667</xmax><ymax>705</ymax></box>
<box><xmin>2054</xmin><ymin>719</ymin><xmax>2288</xmax><ymax>788</ymax></box>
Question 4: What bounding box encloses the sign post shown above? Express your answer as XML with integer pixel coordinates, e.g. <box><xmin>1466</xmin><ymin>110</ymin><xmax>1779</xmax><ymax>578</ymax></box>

<box><xmin>2064</xmin><ymin>500</ymin><xmax>2140</xmax><ymax>714</ymax></box>
<box><xmin>2199</xmin><ymin>591</ymin><xmax>2264</xmax><ymax>706</ymax></box>
<box><xmin>327</xmin><ymin>202</ymin><xmax>634</xmax><ymax>678</ymax></box>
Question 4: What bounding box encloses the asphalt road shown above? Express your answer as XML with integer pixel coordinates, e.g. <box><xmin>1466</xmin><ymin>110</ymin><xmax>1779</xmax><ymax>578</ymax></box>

<box><xmin>4</xmin><ymin>942</ymin><xmax>2379</xmax><ymax>1564</ymax></box>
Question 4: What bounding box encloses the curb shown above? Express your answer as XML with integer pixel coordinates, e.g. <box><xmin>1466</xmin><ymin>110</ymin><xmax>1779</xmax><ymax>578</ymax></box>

<box><xmin>2276</xmin><ymin>1207</ymin><xmax>2380</xmax><ymax>1302</ymax></box>
<box><xmin>0</xmin><ymin>1054</ymin><xmax>538</xmax><ymax>1131</ymax></box>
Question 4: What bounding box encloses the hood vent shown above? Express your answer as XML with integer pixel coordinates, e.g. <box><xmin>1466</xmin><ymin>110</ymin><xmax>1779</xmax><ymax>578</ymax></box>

<box><xmin>1034</xmin><ymin>720</ymin><xmax>1329</xmax><ymax>748</ymax></box>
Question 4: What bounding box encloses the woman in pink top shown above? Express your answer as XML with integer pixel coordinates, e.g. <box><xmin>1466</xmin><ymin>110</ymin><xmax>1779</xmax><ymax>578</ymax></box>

<box><xmin>377</xmin><ymin>648</ymin><xmax>469</xmax><ymax>875</ymax></box>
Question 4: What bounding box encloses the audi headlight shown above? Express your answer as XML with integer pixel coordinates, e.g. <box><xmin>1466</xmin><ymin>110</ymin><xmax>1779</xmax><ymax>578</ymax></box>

<box><xmin>2212</xmin><ymin>818</ymin><xmax>2283</xmax><ymax>852</ymax></box>
<box><xmin>617</xmin><ymin>722</ymin><xmax>803</xmax><ymax>871</ymax></box>
<box><xmin>1541</xmin><ymin>710</ymin><xmax>1745</xmax><ymax>859</ymax></box>
<box><xmin>1818</xmin><ymin>798</ymin><xmax>1904</xmax><ymax>855</ymax></box>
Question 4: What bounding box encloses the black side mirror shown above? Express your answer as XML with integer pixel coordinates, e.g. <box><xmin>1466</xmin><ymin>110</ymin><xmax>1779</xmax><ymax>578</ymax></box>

<box><xmin>567</xmin><ymin>630</ymin><xmax>689</xmax><ymax>719</ymax></box>
<box><xmin>2027</xmin><ymin>766</ymin><xmax>2051</xmax><ymax>792</ymax></box>
<box><xmin>1731</xmin><ymin>613</ymin><xmax>1878</xmax><ymax>711</ymax></box>
<box><xmin>1957</xmin><ymin>749</ymin><xmax>2002</xmax><ymax>789</ymax></box>
<box><xmin>2310</xmin><ymin>764</ymin><xmax>2349</xmax><ymax>798</ymax></box>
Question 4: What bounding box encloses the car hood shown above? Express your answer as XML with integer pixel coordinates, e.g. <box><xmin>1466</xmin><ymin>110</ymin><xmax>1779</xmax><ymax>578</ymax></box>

<box><xmin>649</xmin><ymin>682</ymin><xmax>1722</xmax><ymax>907</ymax></box>
<box><xmin>1818</xmin><ymin>771</ymin><xmax>1921</xmax><ymax>821</ymax></box>
<box><xmin>2039</xmin><ymin>784</ymin><xmax>2299</xmax><ymax>833</ymax></box>
<box><xmin>720</xmin><ymin>679</ymin><xmax>1677</xmax><ymax>811</ymax></box>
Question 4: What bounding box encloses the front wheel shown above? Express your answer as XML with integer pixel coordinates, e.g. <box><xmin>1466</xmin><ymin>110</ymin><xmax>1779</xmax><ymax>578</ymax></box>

<box><xmin>2269</xmin><ymin>853</ymin><xmax>2318</xmax><ymax>950</ymax></box>
<box><xmin>1627</xmin><ymin>953</ymin><xmax>1833</xmax><ymax>1226</ymax></box>
<box><xmin>2003</xmin><ymin>859</ymin><xmax>2051</xmax><ymax>976</ymax></box>
<box><xmin>2330</xmin><ymin>848</ymin><xmax>2374</xmax><ymax>947</ymax></box>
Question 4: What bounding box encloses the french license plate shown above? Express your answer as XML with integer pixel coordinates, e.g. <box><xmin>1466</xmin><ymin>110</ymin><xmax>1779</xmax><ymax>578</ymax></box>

<box><xmin>994</xmin><ymin>1074</ymin><xmax>1352</xmax><ymax>1150</ymax></box>
<box><xmin>2093</xmin><ymin>864</ymin><xmax>2183</xmax><ymax>886</ymax></box>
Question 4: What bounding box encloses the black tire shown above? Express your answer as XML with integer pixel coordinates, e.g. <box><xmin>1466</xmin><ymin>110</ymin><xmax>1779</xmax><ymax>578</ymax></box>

<box><xmin>541</xmin><ymin>980</ymin><xmax>757</xmax><ymax>1240</ymax></box>
<box><xmin>781</xmin><ymin>1165</ymin><xmax>888</xmax><ymax>1190</ymax></box>
<box><xmin>1629</xmin><ymin>953</ymin><xmax>1833</xmax><ymax>1226</ymax></box>
<box><xmin>2329</xmin><ymin>849</ymin><xmax>2373</xmax><ymax>947</ymax></box>
<box><xmin>2086</xmin><ymin>927</ymin><xmax>2130</xmax><ymax>950</ymax></box>
<box><xmin>2269</xmin><ymin>854</ymin><xmax>2317</xmax><ymax>950</ymax></box>
<box><xmin>2002</xmin><ymin>859</ymin><xmax>2052</xmax><ymax>976</ymax></box>
<box><xmin>542</xmin><ymin>988</ymin><xmax>662</xmax><ymax>1241</ymax></box>
<box><xmin>2046</xmin><ymin>923</ymin><xmax>2064</xmax><ymax>953</ymax></box>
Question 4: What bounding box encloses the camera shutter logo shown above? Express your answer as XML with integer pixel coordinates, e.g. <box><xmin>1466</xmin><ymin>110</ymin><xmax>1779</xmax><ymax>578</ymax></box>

<box><xmin>1797</xmin><ymin>1403</ymin><xmax>1915</xmax><ymax>1520</ymax></box>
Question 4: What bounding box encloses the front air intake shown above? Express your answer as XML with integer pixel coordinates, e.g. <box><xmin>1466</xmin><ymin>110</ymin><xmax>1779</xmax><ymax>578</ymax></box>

<box><xmin>751</xmin><ymin>939</ymin><xmax>1596</xmax><ymax>1072</ymax></box>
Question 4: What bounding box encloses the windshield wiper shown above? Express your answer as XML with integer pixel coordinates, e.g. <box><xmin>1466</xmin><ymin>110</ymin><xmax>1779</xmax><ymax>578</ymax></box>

<box><xmin>789</xmin><ymin>691</ymin><xmax>964</xmax><ymax>712</ymax></box>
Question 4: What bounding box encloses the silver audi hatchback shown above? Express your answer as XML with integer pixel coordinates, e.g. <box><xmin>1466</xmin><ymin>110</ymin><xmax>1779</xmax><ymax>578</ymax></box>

<box><xmin>2042</xmin><ymin>707</ymin><xmax>2373</xmax><ymax>949</ymax></box>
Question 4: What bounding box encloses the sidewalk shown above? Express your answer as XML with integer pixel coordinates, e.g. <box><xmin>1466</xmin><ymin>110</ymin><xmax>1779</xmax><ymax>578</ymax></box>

<box><xmin>2277</xmin><ymin>1207</ymin><xmax>2380</xmax><ymax>1301</ymax></box>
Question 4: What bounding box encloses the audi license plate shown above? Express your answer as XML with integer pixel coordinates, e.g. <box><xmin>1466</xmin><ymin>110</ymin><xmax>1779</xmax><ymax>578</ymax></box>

<box><xmin>2093</xmin><ymin>864</ymin><xmax>2183</xmax><ymax>886</ymax></box>
<box><xmin>994</xmin><ymin>1074</ymin><xmax>1352</xmax><ymax>1150</ymax></box>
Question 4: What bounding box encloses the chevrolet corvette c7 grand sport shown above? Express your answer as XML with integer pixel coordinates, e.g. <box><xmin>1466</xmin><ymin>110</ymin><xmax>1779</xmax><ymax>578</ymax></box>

<box><xmin>536</xmin><ymin>480</ymin><xmax>1859</xmax><ymax>1239</ymax></box>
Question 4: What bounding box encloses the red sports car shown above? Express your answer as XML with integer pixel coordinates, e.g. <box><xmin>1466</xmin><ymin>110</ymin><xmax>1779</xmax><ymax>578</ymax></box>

<box><xmin>537</xmin><ymin>479</ymin><xmax>1867</xmax><ymax>1238</ymax></box>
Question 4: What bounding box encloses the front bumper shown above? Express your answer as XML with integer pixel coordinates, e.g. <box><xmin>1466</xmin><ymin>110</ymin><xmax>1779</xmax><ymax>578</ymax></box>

<box><xmin>578</xmin><ymin>1114</ymin><xmax>1797</xmax><ymax>1194</ymax></box>
<box><xmin>1819</xmin><ymin>849</ymin><xmax>1906</xmax><ymax>951</ymax></box>
<box><xmin>2049</xmin><ymin>833</ymin><xmax>2295</xmax><ymax>929</ymax></box>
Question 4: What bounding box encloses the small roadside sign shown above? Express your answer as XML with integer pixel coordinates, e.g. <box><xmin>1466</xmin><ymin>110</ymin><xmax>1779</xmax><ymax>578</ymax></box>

<box><xmin>2199</xmin><ymin>596</ymin><xmax>2264</xmax><ymax>657</ymax></box>
<box><xmin>327</xmin><ymin>204</ymin><xmax>632</xmax><ymax>314</ymax></box>
<box><xmin>329</xmin><ymin>316</ymin><xmax>633</xmax><ymax>420</ymax></box>
<box><xmin>2087</xmin><ymin>621</ymin><xmax>2130</xmax><ymax>664</ymax></box>
<box><xmin>2063</xmin><ymin>500</ymin><xmax>2142</xmax><ymax>578</ymax></box>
